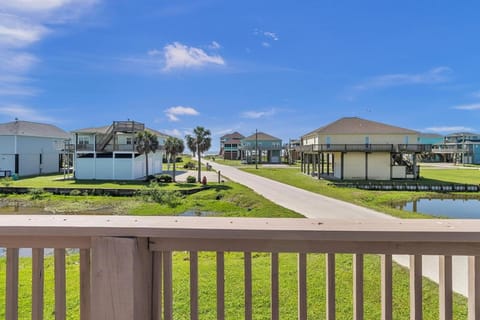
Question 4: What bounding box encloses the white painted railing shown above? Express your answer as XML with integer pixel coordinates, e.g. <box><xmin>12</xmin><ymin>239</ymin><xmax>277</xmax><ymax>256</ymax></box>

<box><xmin>0</xmin><ymin>216</ymin><xmax>479</xmax><ymax>319</ymax></box>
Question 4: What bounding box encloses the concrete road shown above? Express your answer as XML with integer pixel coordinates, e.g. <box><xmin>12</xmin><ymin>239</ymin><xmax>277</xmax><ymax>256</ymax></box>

<box><xmin>207</xmin><ymin>160</ymin><xmax>469</xmax><ymax>297</ymax></box>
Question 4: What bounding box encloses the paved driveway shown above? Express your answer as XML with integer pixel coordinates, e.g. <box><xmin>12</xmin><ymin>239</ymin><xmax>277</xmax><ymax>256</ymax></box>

<box><xmin>206</xmin><ymin>161</ymin><xmax>469</xmax><ymax>297</ymax></box>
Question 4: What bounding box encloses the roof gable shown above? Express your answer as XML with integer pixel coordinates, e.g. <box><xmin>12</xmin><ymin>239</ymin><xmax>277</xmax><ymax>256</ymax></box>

<box><xmin>221</xmin><ymin>132</ymin><xmax>245</xmax><ymax>140</ymax></box>
<box><xmin>303</xmin><ymin>117</ymin><xmax>418</xmax><ymax>137</ymax></box>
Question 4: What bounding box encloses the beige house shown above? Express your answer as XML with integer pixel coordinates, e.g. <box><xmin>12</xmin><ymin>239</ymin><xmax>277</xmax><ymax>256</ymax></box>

<box><xmin>299</xmin><ymin>117</ymin><xmax>431</xmax><ymax>180</ymax></box>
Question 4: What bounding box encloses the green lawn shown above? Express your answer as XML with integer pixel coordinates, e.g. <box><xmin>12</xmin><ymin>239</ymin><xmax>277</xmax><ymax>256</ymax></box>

<box><xmin>0</xmin><ymin>251</ymin><xmax>467</xmax><ymax>319</ymax></box>
<box><xmin>420</xmin><ymin>167</ymin><xmax>480</xmax><ymax>184</ymax></box>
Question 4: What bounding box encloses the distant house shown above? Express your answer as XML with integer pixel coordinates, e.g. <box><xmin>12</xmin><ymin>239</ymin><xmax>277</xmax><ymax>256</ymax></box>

<box><xmin>299</xmin><ymin>117</ymin><xmax>431</xmax><ymax>180</ymax></box>
<box><xmin>220</xmin><ymin>132</ymin><xmax>244</xmax><ymax>160</ymax></box>
<box><xmin>73</xmin><ymin>121</ymin><xmax>167</xmax><ymax>180</ymax></box>
<box><xmin>432</xmin><ymin>132</ymin><xmax>480</xmax><ymax>164</ymax></box>
<box><xmin>240</xmin><ymin>132</ymin><xmax>282</xmax><ymax>164</ymax></box>
<box><xmin>0</xmin><ymin>120</ymin><xmax>70</xmax><ymax>177</ymax></box>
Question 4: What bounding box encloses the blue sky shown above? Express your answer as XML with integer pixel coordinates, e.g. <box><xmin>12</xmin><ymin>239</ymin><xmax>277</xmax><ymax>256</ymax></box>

<box><xmin>1</xmin><ymin>1</ymin><xmax>480</xmax><ymax>151</ymax></box>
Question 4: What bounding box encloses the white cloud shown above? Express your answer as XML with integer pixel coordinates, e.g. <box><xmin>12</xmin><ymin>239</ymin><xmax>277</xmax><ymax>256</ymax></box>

<box><xmin>208</xmin><ymin>41</ymin><xmax>221</xmax><ymax>50</ymax></box>
<box><xmin>264</xmin><ymin>31</ymin><xmax>279</xmax><ymax>41</ymax></box>
<box><xmin>162</xmin><ymin>42</ymin><xmax>225</xmax><ymax>71</ymax></box>
<box><xmin>163</xmin><ymin>129</ymin><xmax>182</xmax><ymax>137</ymax></box>
<box><xmin>353</xmin><ymin>67</ymin><xmax>452</xmax><ymax>91</ymax></box>
<box><xmin>423</xmin><ymin>126</ymin><xmax>475</xmax><ymax>133</ymax></box>
<box><xmin>261</xmin><ymin>42</ymin><xmax>271</xmax><ymax>48</ymax></box>
<box><xmin>0</xmin><ymin>14</ymin><xmax>49</xmax><ymax>48</ymax></box>
<box><xmin>165</xmin><ymin>106</ymin><xmax>200</xmax><ymax>122</ymax></box>
<box><xmin>453</xmin><ymin>103</ymin><xmax>480</xmax><ymax>110</ymax></box>
<box><xmin>242</xmin><ymin>108</ymin><xmax>276</xmax><ymax>119</ymax></box>
<box><xmin>0</xmin><ymin>105</ymin><xmax>55</xmax><ymax>122</ymax></box>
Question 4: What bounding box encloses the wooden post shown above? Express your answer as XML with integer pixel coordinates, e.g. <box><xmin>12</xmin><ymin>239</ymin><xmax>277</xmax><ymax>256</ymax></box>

<box><xmin>91</xmin><ymin>237</ymin><xmax>152</xmax><ymax>320</ymax></box>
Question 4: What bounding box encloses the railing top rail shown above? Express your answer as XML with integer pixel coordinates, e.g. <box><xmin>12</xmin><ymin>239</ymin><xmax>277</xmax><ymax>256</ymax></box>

<box><xmin>1</xmin><ymin>216</ymin><xmax>480</xmax><ymax>242</ymax></box>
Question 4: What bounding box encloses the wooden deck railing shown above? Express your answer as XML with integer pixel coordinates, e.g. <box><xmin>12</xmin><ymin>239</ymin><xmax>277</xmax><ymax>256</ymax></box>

<box><xmin>1</xmin><ymin>216</ymin><xmax>480</xmax><ymax>319</ymax></box>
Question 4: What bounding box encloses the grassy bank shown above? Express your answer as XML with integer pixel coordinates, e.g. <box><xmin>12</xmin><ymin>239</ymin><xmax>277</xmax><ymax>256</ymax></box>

<box><xmin>240</xmin><ymin>166</ymin><xmax>480</xmax><ymax>218</ymax></box>
<box><xmin>0</xmin><ymin>251</ymin><xmax>467</xmax><ymax>319</ymax></box>
<box><xmin>0</xmin><ymin>181</ymin><xmax>301</xmax><ymax>217</ymax></box>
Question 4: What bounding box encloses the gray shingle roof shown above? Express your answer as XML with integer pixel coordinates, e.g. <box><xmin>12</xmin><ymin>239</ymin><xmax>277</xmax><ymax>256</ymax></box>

<box><xmin>303</xmin><ymin>117</ymin><xmax>418</xmax><ymax>138</ymax></box>
<box><xmin>0</xmin><ymin>120</ymin><xmax>70</xmax><ymax>139</ymax></box>
<box><xmin>243</xmin><ymin>132</ymin><xmax>281</xmax><ymax>141</ymax></box>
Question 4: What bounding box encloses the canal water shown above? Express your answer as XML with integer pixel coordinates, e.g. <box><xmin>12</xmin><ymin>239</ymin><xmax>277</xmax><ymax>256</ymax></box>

<box><xmin>394</xmin><ymin>198</ymin><xmax>480</xmax><ymax>219</ymax></box>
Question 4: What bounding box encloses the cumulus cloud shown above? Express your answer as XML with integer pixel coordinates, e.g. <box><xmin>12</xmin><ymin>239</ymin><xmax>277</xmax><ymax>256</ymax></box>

<box><xmin>162</xmin><ymin>42</ymin><xmax>225</xmax><ymax>71</ymax></box>
<box><xmin>165</xmin><ymin>106</ymin><xmax>199</xmax><ymax>122</ymax></box>
<box><xmin>423</xmin><ymin>126</ymin><xmax>475</xmax><ymax>133</ymax></box>
<box><xmin>242</xmin><ymin>108</ymin><xmax>276</xmax><ymax>119</ymax></box>
<box><xmin>0</xmin><ymin>104</ymin><xmax>56</xmax><ymax>122</ymax></box>
<box><xmin>453</xmin><ymin>103</ymin><xmax>480</xmax><ymax>110</ymax></box>
<box><xmin>353</xmin><ymin>67</ymin><xmax>452</xmax><ymax>91</ymax></box>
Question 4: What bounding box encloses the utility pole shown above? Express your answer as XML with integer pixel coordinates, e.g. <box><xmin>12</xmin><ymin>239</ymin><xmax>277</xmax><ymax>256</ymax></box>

<box><xmin>255</xmin><ymin>129</ymin><xmax>258</xmax><ymax>169</ymax></box>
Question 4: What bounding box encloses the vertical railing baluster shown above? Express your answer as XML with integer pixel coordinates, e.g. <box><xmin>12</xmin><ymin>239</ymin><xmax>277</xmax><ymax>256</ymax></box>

<box><xmin>32</xmin><ymin>248</ymin><xmax>44</xmax><ymax>320</ymax></box>
<box><xmin>55</xmin><ymin>248</ymin><xmax>66</xmax><ymax>320</ymax></box>
<box><xmin>80</xmin><ymin>249</ymin><xmax>90</xmax><ymax>320</ymax></box>
<box><xmin>163</xmin><ymin>251</ymin><xmax>173</xmax><ymax>320</ymax></box>
<box><xmin>439</xmin><ymin>255</ymin><xmax>452</xmax><ymax>320</ymax></box>
<box><xmin>190</xmin><ymin>251</ymin><xmax>199</xmax><ymax>320</ymax></box>
<box><xmin>353</xmin><ymin>254</ymin><xmax>364</xmax><ymax>320</ymax></box>
<box><xmin>216</xmin><ymin>251</ymin><xmax>225</xmax><ymax>320</ymax></box>
<box><xmin>326</xmin><ymin>253</ymin><xmax>335</xmax><ymax>320</ymax></box>
<box><xmin>6</xmin><ymin>248</ymin><xmax>19</xmax><ymax>320</ymax></box>
<box><xmin>381</xmin><ymin>254</ymin><xmax>392</xmax><ymax>320</ymax></box>
<box><xmin>468</xmin><ymin>256</ymin><xmax>480</xmax><ymax>320</ymax></box>
<box><xmin>244</xmin><ymin>252</ymin><xmax>252</xmax><ymax>320</ymax></box>
<box><xmin>298</xmin><ymin>253</ymin><xmax>307</xmax><ymax>320</ymax></box>
<box><xmin>271</xmin><ymin>252</ymin><xmax>279</xmax><ymax>320</ymax></box>
<box><xmin>152</xmin><ymin>251</ymin><xmax>162</xmax><ymax>320</ymax></box>
<box><xmin>410</xmin><ymin>255</ymin><xmax>422</xmax><ymax>320</ymax></box>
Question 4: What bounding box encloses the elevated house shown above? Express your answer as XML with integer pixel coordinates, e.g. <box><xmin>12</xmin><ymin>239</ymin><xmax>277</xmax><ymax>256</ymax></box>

<box><xmin>219</xmin><ymin>132</ymin><xmax>244</xmax><ymax>160</ymax></box>
<box><xmin>73</xmin><ymin>121</ymin><xmax>167</xmax><ymax>180</ymax></box>
<box><xmin>240</xmin><ymin>132</ymin><xmax>282</xmax><ymax>164</ymax></box>
<box><xmin>431</xmin><ymin>132</ymin><xmax>480</xmax><ymax>164</ymax></box>
<box><xmin>299</xmin><ymin>117</ymin><xmax>432</xmax><ymax>180</ymax></box>
<box><xmin>0</xmin><ymin>120</ymin><xmax>70</xmax><ymax>177</ymax></box>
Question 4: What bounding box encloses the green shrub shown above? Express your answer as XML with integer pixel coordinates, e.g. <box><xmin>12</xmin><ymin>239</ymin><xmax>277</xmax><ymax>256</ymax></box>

<box><xmin>137</xmin><ymin>185</ymin><xmax>184</xmax><ymax>207</ymax></box>
<box><xmin>28</xmin><ymin>188</ymin><xmax>49</xmax><ymax>200</ymax></box>
<box><xmin>157</xmin><ymin>174</ymin><xmax>173</xmax><ymax>183</ymax></box>
<box><xmin>186</xmin><ymin>176</ymin><xmax>196</xmax><ymax>183</ymax></box>
<box><xmin>0</xmin><ymin>177</ymin><xmax>12</xmax><ymax>187</ymax></box>
<box><xmin>69</xmin><ymin>189</ymin><xmax>82</xmax><ymax>196</ymax></box>
<box><xmin>183</xmin><ymin>161</ymin><xmax>196</xmax><ymax>169</ymax></box>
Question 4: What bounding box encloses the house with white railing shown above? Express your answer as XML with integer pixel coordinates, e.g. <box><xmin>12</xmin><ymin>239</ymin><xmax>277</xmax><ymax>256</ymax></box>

<box><xmin>73</xmin><ymin>121</ymin><xmax>167</xmax><ymax>180</ymax></box>
<box><xmin>0</xmin><ymin>120</ymin><xmax>70</xmax><ymax>177</ymax></box>
<box><xmin>299</xmin><ymin>117</ymin><xmax>432</xmax><ymax>180</ymax></box>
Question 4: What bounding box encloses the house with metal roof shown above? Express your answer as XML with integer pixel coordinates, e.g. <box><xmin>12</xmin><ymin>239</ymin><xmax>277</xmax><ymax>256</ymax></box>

<box><xmin>240</xmin><ymin>132</ymin><xmax>282</xmax><ymax>164</ymax></box>
<box><xmin>299</xmin><ymin>117</ymin><xmax>432</xmax><ymax>180</ymax></box>
<box><xmin>0</xmin><ymin>120</ymin><xmax>70</xmax><ymax>177</ymax></box>
<box><xmin>219</xmin><ymin>132</ymin><xmax>244</xmax><ymax>160</ymax></box>
<box><xmin>73</xmin><ymin>121</ymin><xmax>168</xmax><ymax>180</ymax></box>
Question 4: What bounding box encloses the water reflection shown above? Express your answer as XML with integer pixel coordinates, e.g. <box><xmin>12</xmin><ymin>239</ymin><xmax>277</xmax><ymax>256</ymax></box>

<box><xmin>394</xmin><ymin>198</ymin><xmax>480</xmax><ymax>218</ymax></box>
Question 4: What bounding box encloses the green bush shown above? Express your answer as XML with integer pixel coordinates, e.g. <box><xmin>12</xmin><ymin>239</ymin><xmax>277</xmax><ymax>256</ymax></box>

<box><xmin>157</xmin><ymin>174</ymin><xmax>173</xmax><ymax>183</ymax></box>
<box><xmin>186</xmin><ymin>176</ymin><xmax>196</xmax><ymax>183</ymax></box>
<box><xmin>69</xmin><ymin>189</ymin><xmax>82</xmax><ymax>196</ymax></box>
<box><xmin>183</xmin><ymin>161</ymin><xmax>196</xmax><ymax>169</ymax></box>
<box><xmin>0</xmin><ymin>177</ymin><xmax>12</xmax><ymax>187</ymax></box>
<box><xmin>137</xmin><ymin>185</ymin><xmax>184</xmax><ymax>207</ymax></box>
<box><xmin>28</xmin><ymin>188</ymin><xmax>49</xmax><ymax>200</ymax></box>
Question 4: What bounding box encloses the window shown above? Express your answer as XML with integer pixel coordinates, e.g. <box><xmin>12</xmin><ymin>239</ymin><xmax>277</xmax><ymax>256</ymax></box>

<box><xmin>78</xmin><ymin>136</ymin><xmax>90</xmax><ymax>145</ymax></box>
<box><xmin>126</xmin><ymin>137</ymin><xmax>133</xmax><ymax>145</ymax></box>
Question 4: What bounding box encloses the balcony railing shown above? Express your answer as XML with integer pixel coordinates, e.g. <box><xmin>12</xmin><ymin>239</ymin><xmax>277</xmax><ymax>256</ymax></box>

<box><xmin>297</xmin><ymin>144</ymin><xmax>432</xmax><ymax>153</ymax></box>
<box><xmin>1</xmin><ymin>215</ymin><xmax>479</xmax><ymax>319</ymax></box>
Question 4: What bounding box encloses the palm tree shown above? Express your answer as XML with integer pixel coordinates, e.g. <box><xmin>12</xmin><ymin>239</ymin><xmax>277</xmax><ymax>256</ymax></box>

<box><xmin>185</xmin><ymin>134</ymin><xmax>197</xmax><ymax>157</ymax></box>
<box><xmin>186</xmin><ymin>126</ymin><xmax>211</xmax><ymax>182</ymax></box>
<box><xmin>164</xmin><ymin>136</ymin><xmax>184</xmax><ymax>182</ymax></box>
<box><xmin>135</xmin><ymin>130</ymin><xmax>159</xmax><ymax>179</ymax></box>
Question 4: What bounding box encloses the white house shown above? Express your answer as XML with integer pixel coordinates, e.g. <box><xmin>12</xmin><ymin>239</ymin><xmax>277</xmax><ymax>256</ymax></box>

<box><xmin>0</xmin><ymin>120</ymin><xmax>70</xmax><ymax>177</ymax></box>
<box><xmin>73</xmin><ymin>121</ymin><xmax>167</xmax><ymax>180</ymax></box>
<box><xmin>300</xmin><ymin>117</ymin><xmax>432</xmax><ymax>180</ymax></box>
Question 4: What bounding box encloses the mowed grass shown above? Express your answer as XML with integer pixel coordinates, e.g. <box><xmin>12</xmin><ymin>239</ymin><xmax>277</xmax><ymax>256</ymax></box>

<box><xmin>0</xmin><ymin>252</ymin><xmax>467</xmax><ymax>319</ymax></box>
<box><xmin>241</xmin><ymin>166</ymin><xmax>480</xmax><ymax>218</ymax></box>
